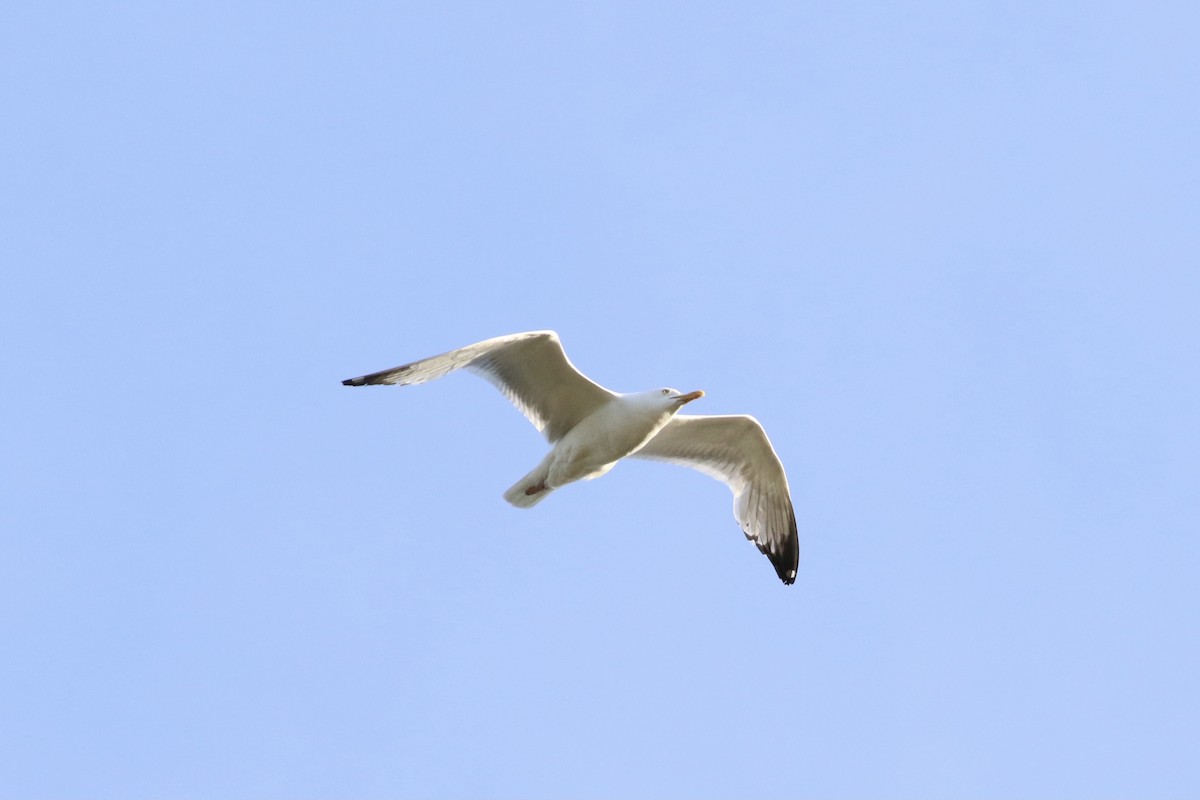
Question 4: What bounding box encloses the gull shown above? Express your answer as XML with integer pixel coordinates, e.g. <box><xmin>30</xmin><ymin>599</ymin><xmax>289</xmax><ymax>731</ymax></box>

<box><xmin>342</xmin><ymin>331</ymin><xmax>798</xmax><ymax>584</ymax></box>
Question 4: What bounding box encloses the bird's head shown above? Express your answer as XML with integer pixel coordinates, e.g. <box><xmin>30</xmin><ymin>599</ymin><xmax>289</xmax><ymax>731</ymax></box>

<box><xmin>653</xmin><ymin>387</ymin><xmax>705</xmax><ymax>410</ymax></box>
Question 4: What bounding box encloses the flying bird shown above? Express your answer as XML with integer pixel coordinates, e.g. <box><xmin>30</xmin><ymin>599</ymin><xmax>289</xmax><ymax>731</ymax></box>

<box><xmin>342</xmin><ymin>331</ymin><xmax>798</xmax><ymax>584</ymax></box>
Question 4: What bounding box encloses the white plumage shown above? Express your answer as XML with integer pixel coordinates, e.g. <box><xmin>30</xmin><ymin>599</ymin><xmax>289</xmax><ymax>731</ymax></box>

<box><xmin>342</xmin><ymin>330</ymin><xmax>798</xmax><ymax>584</ymax></box>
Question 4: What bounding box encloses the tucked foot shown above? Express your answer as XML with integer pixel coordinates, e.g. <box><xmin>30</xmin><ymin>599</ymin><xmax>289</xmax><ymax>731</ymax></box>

<box><xmin>524</xmin><ymin>482</ymin><xmax>547</xmax><ymax>496</ymax></box>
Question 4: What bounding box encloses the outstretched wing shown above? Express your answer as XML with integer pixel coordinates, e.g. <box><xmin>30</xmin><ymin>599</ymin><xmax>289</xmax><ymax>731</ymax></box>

<box><xmin>342</xmin><ymin>330</ymin><xmax>617</xmax><ymax>442</ymax></box>
<box><xmin>633</xmin><ymin>414</ymin><xmax>798</xmax><ymax>584</ymax></box>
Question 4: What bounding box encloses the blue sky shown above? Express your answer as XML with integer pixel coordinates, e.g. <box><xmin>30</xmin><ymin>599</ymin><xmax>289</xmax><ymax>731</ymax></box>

<box><xmin>3</xmin><ymin>2</ymin><xmax>1197</xmax><ymax>797</ymax></box>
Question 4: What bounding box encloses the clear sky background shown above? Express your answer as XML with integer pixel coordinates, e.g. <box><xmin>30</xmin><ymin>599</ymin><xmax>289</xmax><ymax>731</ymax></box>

<box><xmin>3</xmin><ymin>2</ymin><xmax>1197</xmax><ymax>798</ymax></box>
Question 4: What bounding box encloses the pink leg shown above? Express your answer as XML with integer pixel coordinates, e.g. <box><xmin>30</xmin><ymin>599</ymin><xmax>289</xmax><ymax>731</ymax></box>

<box><xmin>524</xmin><ymin>481</ymin><xmax>547</xmax><ymax>496</ymax></box>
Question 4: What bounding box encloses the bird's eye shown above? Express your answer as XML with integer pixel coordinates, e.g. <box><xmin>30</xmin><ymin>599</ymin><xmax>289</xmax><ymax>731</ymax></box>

<box><xmin>661</xmin><ymin>389</ymin><xmax>670</xmax><ymax>395</ymax></box>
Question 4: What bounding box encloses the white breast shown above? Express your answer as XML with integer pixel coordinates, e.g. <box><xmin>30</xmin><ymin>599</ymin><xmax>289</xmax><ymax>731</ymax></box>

<box><xmin>545</xmin><ymin>395</ymin><xmax>674</xmax><ymax>485</ymax></box>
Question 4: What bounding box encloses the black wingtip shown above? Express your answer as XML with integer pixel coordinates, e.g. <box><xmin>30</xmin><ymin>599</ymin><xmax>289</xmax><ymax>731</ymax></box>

<box><xmin>770</xmin><ymin>557</ymin><xmax>797</xmax><ymax>585</ymax></box>
<box><xmin>770</xmin><ymin>506</ymin><xmax>800</xmax><ymax>586</ymax></box>
<box><xmin>342</xmin><ymin>377</ymin><xmax>363</xmax><ymax>386</ymax></box>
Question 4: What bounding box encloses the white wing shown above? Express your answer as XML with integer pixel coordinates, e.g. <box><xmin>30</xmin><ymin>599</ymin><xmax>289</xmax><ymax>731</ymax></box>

<box><xmin>342</xmin><ymin>330</ymin><xmax>617</xmax><ymax>442</ymax></box>
<box><xmin>633</xmin><ymin>414</ymin><xmax>798</xmax><ymax>584</ymax></box>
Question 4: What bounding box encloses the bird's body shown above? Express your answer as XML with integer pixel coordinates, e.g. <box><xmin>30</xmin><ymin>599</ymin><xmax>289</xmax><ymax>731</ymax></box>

<box><xmin>343</xmin><ymin>331</ymin><xmax>798</xmax><ymax>584</ymax></box>
<box><xmin>502</xmin><ymin>389</ymin><xmax>698</xmax><ymax>508</ymax></box>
